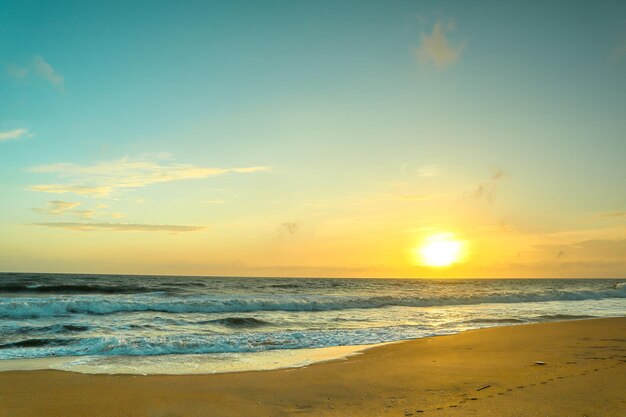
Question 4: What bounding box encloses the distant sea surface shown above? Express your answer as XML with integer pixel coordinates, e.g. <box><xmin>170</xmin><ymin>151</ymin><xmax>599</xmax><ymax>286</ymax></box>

<box><xmin>1</xmin><ymin>273</ymin><xmax>624</xmax><ymax>374</ymax></box>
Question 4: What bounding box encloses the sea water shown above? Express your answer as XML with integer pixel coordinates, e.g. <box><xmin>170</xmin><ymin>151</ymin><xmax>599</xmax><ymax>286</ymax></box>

<box><xmin>0</xmin><ymin>273</ymin><xmax>624</xmax><ymax>374</ymax></box>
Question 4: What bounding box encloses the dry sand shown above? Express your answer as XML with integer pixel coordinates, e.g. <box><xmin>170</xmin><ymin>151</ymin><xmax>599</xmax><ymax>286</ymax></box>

<box><xmin>0</xmin><ymin>318</ymin><xmax>624</xmax><ymax>417</ymax></box>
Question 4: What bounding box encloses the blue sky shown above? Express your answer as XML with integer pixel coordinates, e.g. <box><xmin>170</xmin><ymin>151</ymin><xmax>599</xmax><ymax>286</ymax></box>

<box><xmin>1</xmin><ymin>1</ymin><xmax>625</xmax><ymax>277</ymax></box>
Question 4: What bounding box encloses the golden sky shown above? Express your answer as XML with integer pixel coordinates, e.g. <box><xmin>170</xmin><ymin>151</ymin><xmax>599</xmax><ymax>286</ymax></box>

<box><xmin>1</xmin><ymin>1</ymin><xmax>625</xmax><ymax>277</ymax></box>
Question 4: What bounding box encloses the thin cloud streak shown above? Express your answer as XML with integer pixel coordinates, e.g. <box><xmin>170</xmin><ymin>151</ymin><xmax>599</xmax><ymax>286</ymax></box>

<box><xmin>28</xmin><ymin>184</ymin><xmax>113</xmax><ymax>197</ymax></box>
<box><xmin>594</xmin><ymin>211</ymin><xmax>626</xmax><ymax>219</ymax></box>
<box><xmin>417</xmin><ymin>164</ymin><xmax>442</xmax><ymax>177</ymax></box>
<box><xmin>398</xmin><ymin>193</ymin><xmax>446</xmax><ymax>202</ymax></box>
<box><xmin>32</xmin><ymin>222</ymin><xmax>205</xmax><ymax>232</ymax></box>
<box><xmin>27</xmin><ymin>157</ymin><xmax>271</xmax><ymax>197</ymax></box>
<box><xmin>5</xmin><ymin>63</ymin><xmax>28</xmax><ymax>78</ymax></box>
<box><xmin>32</xmin><ymin>200</ymin><xmax>81</xmax><ymax>215</ymax></box>
<box><xmin>0</xmin><ymin>128</ymin><xmax>30</xmax><ymax>142</ymax></box>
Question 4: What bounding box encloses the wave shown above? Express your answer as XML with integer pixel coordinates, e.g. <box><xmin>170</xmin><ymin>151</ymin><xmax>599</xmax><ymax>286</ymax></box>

<box><xmin>461</xmin><ymin>318</ymin><xmax>526</xmax><ymax>324</ymax></box>
<box><xmin>3</xmin><ymin>324</ymin><xmax>91</xmax><ymax>335</ymax></box>
<box><xmin>0</xmin><ymin>338</ymin><xmax>70</xmax><ymax>349</ymax></box>
<box><xmin>1</xmin><ymin>283</ymin><xmax>625</xmax><ymax>319</ymax></box>
<box><xmin>0</xmin><ymin>325</ymin><xmax>427</xmax><ymax>359</ymax></box>
<box><xmin>536</xmin><ymin>314</ymin><xmax>596</xmax><ymax>321</ymax></box>
<box><xmin>269</xmin><ymin>283</ymin><xmax>303</xmax><ymax>289</ymax></box>
<box><xmin>202</xmin><ymin>317</ymin><xmax>271</xmax><ymax>328</ymax></box>
<box><xmin>0</xmin><ymin>283</ymin><xmax>159</xmax><ymax>294</ymax></box>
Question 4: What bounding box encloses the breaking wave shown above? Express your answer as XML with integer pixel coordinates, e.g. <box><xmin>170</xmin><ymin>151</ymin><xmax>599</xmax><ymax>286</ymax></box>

<box><xmin>1</xmin><ymin>283</ymin><xmax>625</xmax><ymax>319</ymax></box>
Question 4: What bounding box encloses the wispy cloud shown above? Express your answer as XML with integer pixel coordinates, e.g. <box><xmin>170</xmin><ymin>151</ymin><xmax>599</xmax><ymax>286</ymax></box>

<box><xmin>32</xmin><ymin>200</ymin><xmax>108</xmax><ymax>219</ymax></box>
<box><xmin>32</xmin><ymin>56</ymin><xmax>64</xmax><ymax>90</ymax></box>
<box><xmin>280</xmin><ymin>222</ymin><xmax>299</xmax><ymax>235</ymax></box>
<box><xmin>612</xmin><ymin>40</ymin><xmax>626</xmax><ymax>61</ymax></box>
<box><xmin>28</xmin><ymin>184</ymin><xmax>113</xmax><ymax>197</ymax></box>
<box><xmin>471</xmin><ymin>168</ymin><xmax>506</xmax><ymax>204</ymax></box>
<box><xmin>32</xmin><ymin>222</ymin><xmax>204</xmax><ymax>232</ymax></box>
<box><xmin>32</xmin><ymin>200</ymin><xmax>81</xmax><ymax>215</ymax></box>
<box><xmin>417</xmin><ymin>164</ymin><xmax>442</xmax><ymax>177</ymax></box>
<box><xmin>0</xmin><ymin>128</ymin><xmax>31</xmax><ymax>142</ymax></box>
<box><xmin>6</xmin><ymin>56</ymin><xmax>64</xmax><ymax>90</ymax></box>
<box><xmin>416</xmin><ymin>19</ymin><xmax>466</xmax><ymax>69</ymax></box>
<box><xmin>204</xmin><ymin>199</ymin><xmax>226</xmax><ymax>205</ymax></box>
<box><xmin>383</xmin><ymin>181</ymin><xmax>412</xmax><ymax>189</ymax></box>
<box><xmin>594</xmin><ymin>211</ymin><xmax>626</xmax><ymax>220</ymax></box>
<box><xmin>535</xmin><ymin>239</ymin><xmax>626</xmax><ymax>261</ymax></box>
<box><xmin>27</xmin><ymin>156</ymin><xmax>271</xmax><ymax>197</ymax></box>
<box><xmin>398</xmin><ymin>193</ymin><xmax>446</xmax><ymax>202</ymax></box>
<box><xmin>72</xmin><ymin>210</ymin><xmax>96</xmax><ymax>219</ymax></box>
<box><xmin>5</xmin><ymin>63</ymin><xmax>28</xmax><ymax>78</ymax></box>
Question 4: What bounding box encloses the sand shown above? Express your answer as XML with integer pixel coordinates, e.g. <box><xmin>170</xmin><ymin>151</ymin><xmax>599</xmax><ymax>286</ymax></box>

<box><xmin>0</xmin><ymin>317</ymin><xmax>624</xmax><ymax>417</ymax></box>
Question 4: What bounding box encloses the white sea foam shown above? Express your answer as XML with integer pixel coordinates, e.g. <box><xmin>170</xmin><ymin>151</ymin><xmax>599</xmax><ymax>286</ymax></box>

<box><xmin>1</xmin><ymin>283</ymin><xmax>624</xmax><ymax>319</ymax></box>
<box><xmin>1</xmin><ymin>274</ymin><xmax>624</xmax><ymax>369</ymax></box>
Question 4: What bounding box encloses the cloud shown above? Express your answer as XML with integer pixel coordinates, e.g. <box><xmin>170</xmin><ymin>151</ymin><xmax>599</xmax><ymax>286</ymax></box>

<box><xmin>416</xmin><ymin>19</ymin><xmax>466</xmax><ymax>69</ymax></box>
<box><xmin>398</xmin><ymin>193</ymin><xmax>446</xmax><ymax>202</ymax></box>
<box><xmin>535</xmin><ymin>239</ymin><xmax>626</xmax><ymax>261</ymax></box>
<box><xmin>32</xmin><ymin>200</ymin><xmax>81</xmax><ymax>215</ymax></box>
<box><xmin>72</xmin><ymin>210</ymin><xmax>96</xmax><ymax>219</ymax></box>
<box><xmin>32</xmin><ymin>56</ymin><xmax>64</xmax><ymax>89</ymax></box>
<box><xmin>417</xmin><ymin>164</ymin><xmax>441</xmax><ymax>177</ymax></box>
<box><xmin>472</xmin><ymin>167</ymin><xmax>505</xmax><ymax>204</ymax></box>
<box><xmin>491</xmin><ymin>168</ymin><xmax>505</xmax><ymax>180</ymax></box>
<box><xmin>28</xmin><ymin>184</ymin><xmax>113</xmax><ymax>197</ymax></box>
<box><xmin>204</xmin><ymin>199</ymin><xmax>225</xmax><ymax>205</ymax></box>
<box><xmin>5</xmin><ymin>63</ymin><xmax>28</xmax><ymax>78</ymax></box>
<box><xmin>7</xmin><ymin>56</ymin><xmax>64</xmax><ymax>90</ymax></box>
<box><xmin>27</xmin><ymin>156</ymin><xmax>271</xmax><ymax>197</ymax></box>
<box><xmin>280</xmin><ymin>222</ymin><xmax>299</xmax><ymax>235</ymax></box>
<box><xmin>612</xmin><ymin>41</ymin><xmax>626</xmax><ymax>61</ymax></box>
<box><xmin>594</xmin><ymin>211</ymin><xmax>626</xmax><ymax>219</ymax></box>
<box><xmin>0</xmin><ymin>128</ymin><xmax>30</xmax><ymax>142</ymax></box>
<box><xmin>32</xmin><ymin>222</ymin><xmax>204</xmax><ymax>232</ymax></box>
<box><xmin>32</xmin><ymin>200</ymin><xmax>109</xmax><ymax>219</ymax></box>
<box><xmin>383</xmin><ymin>181</ymin><xmax>412</xmax><ymax>189</ymax></box>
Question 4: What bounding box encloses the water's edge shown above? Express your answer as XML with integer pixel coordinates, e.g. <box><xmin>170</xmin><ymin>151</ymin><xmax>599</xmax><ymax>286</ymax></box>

<box><xmin>0</xmin><ymin>317</ymin><xmax>614</xmax><ymax>376</ymax></box>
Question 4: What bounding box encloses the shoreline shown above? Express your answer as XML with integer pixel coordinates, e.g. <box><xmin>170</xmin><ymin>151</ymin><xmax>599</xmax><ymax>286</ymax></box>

<box><xmin>1</xmin><ymin>317</ymin><xmax>625</xmax><ymax>416</ymax></box>
<box><xmin>0</xmin><ymin>316</ymin><xmax>611</xmax><ymax>376</ymax></box>
<box><xmin>0</xmin><ymin>343</ymin><xmax>385</xmax><ymax>376</ymax></box>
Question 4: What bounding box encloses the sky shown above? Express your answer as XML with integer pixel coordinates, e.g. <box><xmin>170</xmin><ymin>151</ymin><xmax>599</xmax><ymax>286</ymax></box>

<box><xmin>1</xmin><ymin>0</ymin><xmax>625</xmax><ymax>278</ymax></box>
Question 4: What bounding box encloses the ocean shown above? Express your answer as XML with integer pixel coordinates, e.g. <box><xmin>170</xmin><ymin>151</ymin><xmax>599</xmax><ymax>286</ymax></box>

<box><xmin>0</xmin><ymin>273</ymin><xmax>624</xmax><ymax>374</ymax></box>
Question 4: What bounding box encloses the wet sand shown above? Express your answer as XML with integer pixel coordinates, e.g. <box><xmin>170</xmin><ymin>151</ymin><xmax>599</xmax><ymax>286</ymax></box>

<box><xmin>0</xmin><ymin>317</ymin><xmax>624</xmax><ymax>417</ymax></box>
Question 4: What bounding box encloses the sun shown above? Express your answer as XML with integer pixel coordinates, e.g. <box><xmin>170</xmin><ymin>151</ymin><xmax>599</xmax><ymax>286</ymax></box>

<box><xmin>416</xmin><ymin>233</ymin><xmax>464</xmax><ymax>267</ymax></box>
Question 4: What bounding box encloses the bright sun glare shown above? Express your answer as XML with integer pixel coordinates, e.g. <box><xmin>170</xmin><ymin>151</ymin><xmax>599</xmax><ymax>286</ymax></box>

<box><xmin>417</xmin><ymin>233</ymin><xmax>463</xmax><ymax>267</ymax></box>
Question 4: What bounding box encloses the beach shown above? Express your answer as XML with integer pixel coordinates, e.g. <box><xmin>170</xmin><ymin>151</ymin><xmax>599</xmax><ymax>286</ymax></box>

<box><xmin>1</xmin><ymin>317</ymin><xmax>624</xmax><ymax>417</ymax></box>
